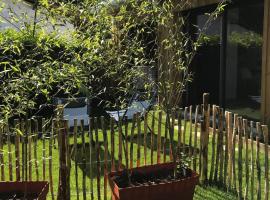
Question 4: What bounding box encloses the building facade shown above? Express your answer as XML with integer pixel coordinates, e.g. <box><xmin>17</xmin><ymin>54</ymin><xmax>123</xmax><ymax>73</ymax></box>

<box><xmin>182</xmin><ymin>0</ymin><xmax>270</xmax><ymax>124</ymax></box>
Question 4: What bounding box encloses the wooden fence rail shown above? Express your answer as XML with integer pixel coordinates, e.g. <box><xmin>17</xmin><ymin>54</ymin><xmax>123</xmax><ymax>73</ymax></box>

<box><xmin>0</xmin><ymin>101</ymin><xmax>269</xmax><ymax>200</ymax></box>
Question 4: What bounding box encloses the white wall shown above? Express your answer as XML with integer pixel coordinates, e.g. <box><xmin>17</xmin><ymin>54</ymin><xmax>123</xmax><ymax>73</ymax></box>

<box><xmin>0</xmin><ymin>0</ymin><xmax>73</xmax><ymax>33</ymax></box>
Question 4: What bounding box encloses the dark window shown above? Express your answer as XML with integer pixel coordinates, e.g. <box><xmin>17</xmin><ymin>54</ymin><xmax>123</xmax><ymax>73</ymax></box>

<box><xmin>225</xmin><ymin>3</ymin><xmax>264</xmax><ymax>121</ymax></box>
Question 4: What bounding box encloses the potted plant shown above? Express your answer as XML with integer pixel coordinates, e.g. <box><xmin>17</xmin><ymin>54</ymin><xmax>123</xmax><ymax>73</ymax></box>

<box><xmin>108</xmin><ymin>159</ymin><xmax>199</xmax><ymax>200</ymax></box>
<box><xmin>0</xmin><ymin>181</ymin><xmax>49</xmax><ymax>200</ymax></box>
<box><xmin>107</xmin><ymin>1</ymin><xmax>226</xmax><ymax>199</ymax></box>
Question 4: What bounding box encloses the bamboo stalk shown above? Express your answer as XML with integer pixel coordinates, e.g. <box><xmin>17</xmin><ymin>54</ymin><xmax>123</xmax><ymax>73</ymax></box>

<box><xmin>28</xmin><ymin>119</ymin><xmax>32</xmax><ymax>181</ymax></box>
<box><xmin>157</xmin><ymin>111</ymin><xmax>162</xmax><ymax>164</ymax></box>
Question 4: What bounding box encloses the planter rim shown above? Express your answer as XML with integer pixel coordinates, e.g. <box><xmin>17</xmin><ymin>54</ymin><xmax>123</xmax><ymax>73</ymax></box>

<box><xmin>108</xmin><ymin>162</ymin><xmax>199</xmax><ymax>190</ymax></box>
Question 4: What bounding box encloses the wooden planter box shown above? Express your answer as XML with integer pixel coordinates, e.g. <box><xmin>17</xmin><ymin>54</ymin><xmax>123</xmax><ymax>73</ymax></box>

<box><xmin>108</xmin><ymin>163</ymin><xmax>199</xmax><ymax>200</ymax></box>
<box><xmin>0</xmin><ymin>181</ymin><xmax>49</xmax><ymax>200</ymax></box>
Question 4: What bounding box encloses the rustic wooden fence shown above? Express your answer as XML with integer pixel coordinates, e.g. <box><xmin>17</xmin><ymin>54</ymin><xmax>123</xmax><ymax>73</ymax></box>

<box><xmin>0</xmin><ymin>94</ymin><xmax>269</xmax><ymax>200</ymax></box>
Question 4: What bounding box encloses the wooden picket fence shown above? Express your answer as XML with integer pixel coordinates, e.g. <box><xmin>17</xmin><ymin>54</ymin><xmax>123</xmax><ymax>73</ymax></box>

<box><xmin>0</xmin><ymin>94</ymin><xmax>269</xmax><ymax>200</ymax></box>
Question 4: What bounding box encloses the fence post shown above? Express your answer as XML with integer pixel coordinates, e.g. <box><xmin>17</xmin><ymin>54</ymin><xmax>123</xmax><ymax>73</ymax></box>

<box><xmin>57</xmin><ymin>104</ymin><xmax>70</xmax><ymax>200</ymax></box>
<box><xmin>201</xmin><ymin>93</ymin><xmax>210</xmax><ymax>184</ymax></box>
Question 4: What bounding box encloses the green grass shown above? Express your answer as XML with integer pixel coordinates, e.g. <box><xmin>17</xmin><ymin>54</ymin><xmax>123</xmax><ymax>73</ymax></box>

<box><xmin>1</xmin><ymin>111</ymin><xmax>256</xmax><ymax>200</ymax></box>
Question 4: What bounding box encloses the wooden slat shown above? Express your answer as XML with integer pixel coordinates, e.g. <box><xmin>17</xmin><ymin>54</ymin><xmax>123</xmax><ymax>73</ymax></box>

<box><xmin>73</xmin><ymin>119</ymin><xmax>80</xmax><ymax>200</ymax></box>
<box><xmin>42</xmin><ymin>118</ymin><xmax>46</xmax><ymax>181</ymax></box>
<box><xmin>193</xmin><ymin>106</ymin><xmax>199</xmax><ymax>171</ymax></box>
<box><xmin>101</xmin><ymin>117</ymin><xmax>108</xmax><ymax>200</ymax></box>
<box><xmin>177</xmin><ymin>109</ymin><xmax>182</xmax><ymax>162</ymax></box>
<box><xmin>110</xmin><ymin>118</ymin><xmax>115</xmax><ymax>171</ymax></box>
<box><xmin>14</xmin><ymin>119</ymin><xmax>20</xmax><ymax>181</ymax></box>
<box><xmin>118</xmin><ymin>117</ymin><xmax>123</xmax><ymax>170</ymax></box>
<box><xmin>250</xmin><ymin>121</ymin><xmax>255</xmax><ymax>200</ymax></box>
<box><xmin>163</xmin><ymin>112</ymin><xmax>169</xmax><ymax>163</ymax></box>
<box><xmin>262</xmin><ymin>125</ymin><xmax>269</xmax><ymax>200</ymax></box>
<box><xmin>218</xmin><ymin>109</ymin><xmax>224</xmax><ymax>183</ymax></box>
<box><xmin>130</xmin><ymin>114</ymin><xmax>136</xmax><ymax>169</ymax></box>
<box><xmin>65</xmin><ymin>120</ymin><xmax>71</xmax><ymax>200</ymax></box>
<box><xmin>7</xmin><ymin>123</ymin><xmax>13</xmax><ymax>181</ymax></box>
<box><xmin>227</xmin><ymin>112</ymin><xmax>233</xmax><ymax>190</ymax></box>
<box><xmin>169</xmin><ymin>110</ymin><xmax>176</xmax><ymax>161</ymax></box>
<box><xmin>256</xmin><ymin>123</ymin><xmax>261</xmax><ymax>200</ymax></box>
<box><xmin>34</xmin><ymin>119</ymin><xmax>39</xmax><ymax>181</ymax></box>
<box><xmin>49</xmin><ymin>120</ymin><xmax>55</xmax><ymax>200</ymax></box>
<box><xmin>151</xmin><ymin>111</ymin><xmax>155</xmax><ymax>165</ymax></box>
<box><xmin>238</xmin><ymin>117</ymin><xmax>243</xmax><ymax>199</ymax></box>
<box><xmin>21</xmin><ymin>120</ymin><xmax>25</xmax><ymax>181</ymax></box>
<box><xmin>81</xmin><ymin>120</ymin><xmax>86</xmax><ymax>200</ymax></box>
<box><xmin>243</xmin><ymin>119</ymin><xmax>249</xmax><ymax>200</ymax></box>
<box><xmin>189</xmin><ymin>105</ymin><xmax>193</xmax><ymax>158</ymax></box>
<box><xmin>223</xmin><ymin>111</ymin><xmax>229</xmax><ymax>186</ymax></box>
<box><xmin>57</xmin><ymin>119</ymin><xmax>68</xmax><ymax>200</ymax></box>
<box><xmin>94</xmin><ymin>117</ymin><xmax>101</xmax><ymax>200</ymax></box>
<box><xmin>214</xmin><ymin>106</ymin><xmax>220</xmax><ymax>182</ymax></box>
<box><xmin>232</xmin><ymin>114</ymin><xmax>238</xmax><ymax>190</ymax></box>
<box><xmin>209</xmin><ymin>105</ymin><xmax>216</xmax><ymax>182</ymax></box>
<box><xmin>0</xmin><ymin>123</ymin><xmax>4</xmax><ymax>181</ymax></box>
<box><xmin>143</xmin><ymin>113</ymin><xmax>148</xmax><ymax>165</ymax></box>
<box><xmin>124</xmin><ymin>117</ymin><xmax>129</xmax><ymax>170</ymax></box>
<box><xmin>137</xmin><ymin>113</ymin><xmax>141</xmax><ymax>167</ymax></box>
<box><xmin>157</xmin><ymin>111</ymin><xmax>162</xmax><ymax>164</ymax></box>
<box><xmin>33</xmin><ymin>119</ymin><xmax>39</xmax><ymax>181</ymax></box>
<box><xmin>201</xmin><ymin>93</ymin><xmax>209</xmax><ymax>183</ymax></box>
<box><xmin>89</xmin><ymin>118</ymin><xmax>94</xmax><ymax>200</ymax></box>
<box><xmin>183</xmin><ymin>107</ymin><xmax>188</xmax><ymax>152</ymax></box>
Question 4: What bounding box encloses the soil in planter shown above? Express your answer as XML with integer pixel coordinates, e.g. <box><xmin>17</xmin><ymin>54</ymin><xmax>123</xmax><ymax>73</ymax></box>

<box><xmin>0</xmin><ymin>192</ymin><xmax>39</xmax><ymax>200</ymax></box>
<box><xmin>112</xmin><ymin>166</ymin><xmax>192</xmax><ymax>189</ymax></box>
